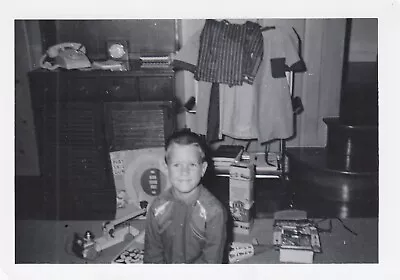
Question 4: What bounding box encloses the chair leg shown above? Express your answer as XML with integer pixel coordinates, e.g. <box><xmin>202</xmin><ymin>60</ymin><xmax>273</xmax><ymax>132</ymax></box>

<box><xmin>279</xmin><ymin>140</ymin><xmax>286</xmax><ymax>174</ymax></box>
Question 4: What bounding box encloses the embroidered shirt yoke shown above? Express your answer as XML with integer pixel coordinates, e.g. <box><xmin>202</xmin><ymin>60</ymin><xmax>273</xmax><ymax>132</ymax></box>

<box><xmin>143</xmin><ymin>185</ymin><xmax>227</xmax><ymax>264</ymax></box>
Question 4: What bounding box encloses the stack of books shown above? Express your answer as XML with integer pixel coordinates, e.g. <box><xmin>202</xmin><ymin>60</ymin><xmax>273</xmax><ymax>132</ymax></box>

<box><xmin>212</xmin><ymin>145</ymin><xmax>244</xmax><ymax>173</ymax></box>
<box><xmin>213</xmin><ymin>147</ymin><xmax>286</xmax><ymax>176</ymax></box>
<box><xmin>140</xmin><ymin>56</ymin><xmax>171</xmax><ymax>69</ymax></box>
<box><xmin>92</xmin><ymin>60</ymin><xmax>128</xmax><ymax>71</ymax></box>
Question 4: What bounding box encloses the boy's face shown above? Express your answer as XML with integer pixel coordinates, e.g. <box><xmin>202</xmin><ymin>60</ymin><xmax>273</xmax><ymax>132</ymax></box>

<box><xmin>166</xmin><ymin>143</ymin><xmax>208</xmax><ymax>195</ymax></box>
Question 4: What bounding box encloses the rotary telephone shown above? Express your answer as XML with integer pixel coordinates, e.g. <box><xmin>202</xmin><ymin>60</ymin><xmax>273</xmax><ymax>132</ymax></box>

<box><xmin>40</xmin><ymin>42</ymin><xmax>91</xmax><ymax>70</ymax></box>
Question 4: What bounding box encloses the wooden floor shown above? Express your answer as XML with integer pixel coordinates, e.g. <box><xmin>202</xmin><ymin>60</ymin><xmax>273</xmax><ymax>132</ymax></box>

<box><xmin>15</xmin><ymin>176</ymin><xmax>46</xmax><ymax>219</ymax></box>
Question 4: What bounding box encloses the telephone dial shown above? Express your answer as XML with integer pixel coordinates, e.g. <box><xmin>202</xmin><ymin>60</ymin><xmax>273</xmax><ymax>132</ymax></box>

<box><xmin>40</xmin><ymin>42</ymin><xmax>91</xmax><ymax>70</ymax></box>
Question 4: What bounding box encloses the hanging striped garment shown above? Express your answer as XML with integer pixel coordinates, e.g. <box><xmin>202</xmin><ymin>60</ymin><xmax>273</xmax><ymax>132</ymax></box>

<box><xmin>242</xmin><ymin>21</ymin><xmax>264</xmax><ymax>84</ymax></box>
<box><xmin>195</xmin><ymin>19</ymin><xmax>263</xmax><ymax>86</ymax></box>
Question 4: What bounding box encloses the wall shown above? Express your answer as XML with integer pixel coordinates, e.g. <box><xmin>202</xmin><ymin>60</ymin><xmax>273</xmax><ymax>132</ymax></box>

<box><xmin>345</xmin><ymin>18</ymin><xmax>378</xmax><ymax>84</ymax></box>
<box><xmin>15</xmin><ymin>20</ymin><xmax>42</xmax><ymax>176</ymax></box>
<box><xmin>348</xmin><ymin>18</ymin><xmax>378</xmax><ymax>62</ymax></box>
<box><xmin>340</xmin><ymin>18</ymin><xmax>378</xmax><ymax>125</ymax></box>
<box><xmin>297</xmin><ymin>19</ymin><xmax>346</xmax><ymax>147</ymax></box>
<box><xmin>174</xmin><ymin>20</ymin><xmax>205</xmax><ymax>130</ymax></box>
<box><xmin>176</xmin><ymin>19</ymin><xmax>346</xmax><ymax>150</ymax></box>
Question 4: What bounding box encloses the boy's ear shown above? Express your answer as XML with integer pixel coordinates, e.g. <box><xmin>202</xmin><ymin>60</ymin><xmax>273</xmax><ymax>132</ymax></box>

<box><xmin>201</xmin><ymin>161</ymin><xmax>208</xmax><ymax>176</ymax></box>
<box><xmin>162</xmin><ymin>158</ymin><xmax>168</xmax><ymax>170</ymax></box>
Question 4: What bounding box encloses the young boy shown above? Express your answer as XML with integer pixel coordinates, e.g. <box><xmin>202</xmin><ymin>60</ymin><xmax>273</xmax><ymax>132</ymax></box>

<box><xmin>144</xmin><ymin>129</ymin><xmax>227</xmax><ymax>264</ymax></box>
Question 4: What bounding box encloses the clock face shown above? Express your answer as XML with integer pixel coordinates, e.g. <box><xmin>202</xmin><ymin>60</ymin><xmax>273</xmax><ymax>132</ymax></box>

<box><xmin>109</xmin><ymin>43</ymin><xmax>126</xmax><ymax>59</ymax></box>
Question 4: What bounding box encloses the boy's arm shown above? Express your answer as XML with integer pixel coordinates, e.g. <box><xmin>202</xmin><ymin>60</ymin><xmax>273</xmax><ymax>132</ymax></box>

<box><xmin>193</xmin><ymin>206</ymin><xmax>227</xmax><ymax>264</ymax></box>
<box><xmin>143</xmin><ymin>205</ymin><xmax>165</xmax><ymax>264</ymax></box>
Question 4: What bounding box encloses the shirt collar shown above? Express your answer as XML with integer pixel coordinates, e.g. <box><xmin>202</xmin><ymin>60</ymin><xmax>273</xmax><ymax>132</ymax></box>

<box><xmin>168</xmin><ymin>185</ymin><xmax>204</xmax><ymax>206</ymax></box>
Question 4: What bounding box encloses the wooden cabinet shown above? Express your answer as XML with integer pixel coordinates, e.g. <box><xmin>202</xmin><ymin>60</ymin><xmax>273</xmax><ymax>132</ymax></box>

<box><xmin>29</xmin><ymin>68</ymin><xmax>176</xmax><ymax>220</ymax></box>
<box><xmin>104</xmin><ymin>102</ymin><xmax>175</xmax><ymax>152</ymax></box>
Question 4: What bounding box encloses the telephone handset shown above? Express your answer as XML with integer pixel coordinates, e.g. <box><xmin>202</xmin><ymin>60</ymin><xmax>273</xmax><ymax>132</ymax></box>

<box><xmin>40</xmin><ymin>42</ymin><xmax>91</xmax><ymax>70</ymax></box>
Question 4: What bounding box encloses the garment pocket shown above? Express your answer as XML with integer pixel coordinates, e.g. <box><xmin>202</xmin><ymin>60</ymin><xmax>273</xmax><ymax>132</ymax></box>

<box><xmin>190</xmin><ymin>222</ymin><xmax>206</xmax><ymax>242</ymax></box>
<box><xmin>158</xmin><ymin>220</ymin><xmax>172</xmax><ymax>234</ymax></box>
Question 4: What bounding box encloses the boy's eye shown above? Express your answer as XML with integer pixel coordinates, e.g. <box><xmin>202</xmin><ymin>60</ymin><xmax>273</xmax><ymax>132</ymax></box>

<box><xmin>170</xmin><ymin>162</ymin><xmax>199</xmax><ymax>169</ymax></box>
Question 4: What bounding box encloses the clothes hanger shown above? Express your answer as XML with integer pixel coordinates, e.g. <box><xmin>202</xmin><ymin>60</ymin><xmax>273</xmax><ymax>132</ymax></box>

<box><xmin>261</xmin><ymin>26</ymin><xmax>276</xmax><ymax>32</ymax></box>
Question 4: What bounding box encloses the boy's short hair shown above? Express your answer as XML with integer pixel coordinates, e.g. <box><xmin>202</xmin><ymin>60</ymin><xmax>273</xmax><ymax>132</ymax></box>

<box><xmin>165</xmin><ymin>129</ymin><xmax>207</xmax><ymax>164</ymax></box>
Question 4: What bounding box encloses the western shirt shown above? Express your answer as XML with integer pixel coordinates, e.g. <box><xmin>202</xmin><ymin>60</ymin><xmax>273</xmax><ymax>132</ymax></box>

<box><xmin>143</xmin><ymin>185</ymin><xmax>227</xmax><ymax>263</ymax></box>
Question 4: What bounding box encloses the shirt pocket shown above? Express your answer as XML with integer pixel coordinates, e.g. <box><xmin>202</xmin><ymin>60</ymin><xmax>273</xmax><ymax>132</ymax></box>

<box><xmin>190</xmin><ymin>222</ymin><xmax>206</xmax><ymax>243</ymax></box>
<box><xmin>158</xmin><ymin>219</ymin><xmax>172</xmax><ymax>234</ymax></box>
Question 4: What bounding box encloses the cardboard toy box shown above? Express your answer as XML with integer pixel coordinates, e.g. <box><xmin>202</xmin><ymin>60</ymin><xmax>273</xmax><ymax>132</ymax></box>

<box><xmin>229</xmin><ymin>162</ymin><xmax>255</xmax><ymax>234</ymax></box>
<box><xmin>272</xmin><ymin>214</ymin><xmax>322</xmax><ymax>263</ymax></box>
<box><xmin>232</xmin><ymin>219</ymin><xmax>255</xmax><ymax>235</ymax></box>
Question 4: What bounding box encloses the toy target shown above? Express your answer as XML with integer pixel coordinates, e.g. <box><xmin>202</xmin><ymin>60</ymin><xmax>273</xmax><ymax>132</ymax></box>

<box><xmin>124</xmin><ymin>151</ymin><xmax>170</xmax><ymax>206</ymax></box>
<box><xmin>110</xmin><ymin>148</ymin><xmax>171</xmax><ymax>219</ymax></box>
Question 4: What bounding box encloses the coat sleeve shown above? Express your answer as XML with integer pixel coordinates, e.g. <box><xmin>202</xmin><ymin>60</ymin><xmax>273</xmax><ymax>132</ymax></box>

<box><xmin>143</xmin><ymin>204</ymin><xmax>166</xmax><ymax>264</ymax></box>
<box><xmin>193</xmin><ymin>205</ymin><xmax>227</xmax><ymax>264</ymax></box>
